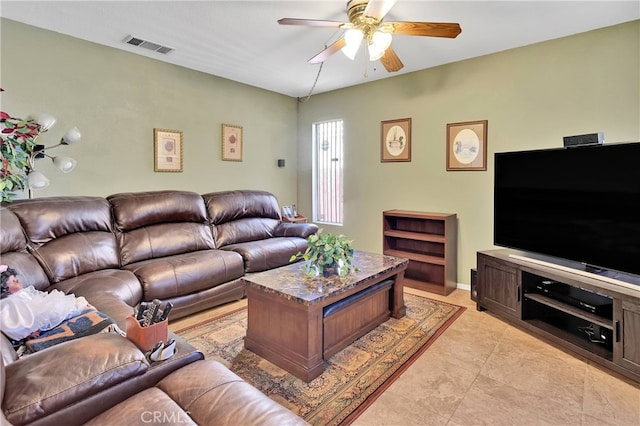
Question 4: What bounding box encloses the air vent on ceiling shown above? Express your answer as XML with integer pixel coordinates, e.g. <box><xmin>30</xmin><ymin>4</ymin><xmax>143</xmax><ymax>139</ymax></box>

<box><xmin>123</xmin><ymin>35</ymin><xmax>174</xmax><ymax>55</ymax></box>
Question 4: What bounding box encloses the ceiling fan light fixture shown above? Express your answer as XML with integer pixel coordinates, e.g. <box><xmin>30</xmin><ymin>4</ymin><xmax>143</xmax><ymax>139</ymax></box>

<box><xmin>341</xmin><ymin>28</ymin><xmax>363</xmax><ymax>60</ymax></box>
<box><xmin>368</xmin><ymin>31</ymin><xmax>392</xmax><ymax>61</ymax></box>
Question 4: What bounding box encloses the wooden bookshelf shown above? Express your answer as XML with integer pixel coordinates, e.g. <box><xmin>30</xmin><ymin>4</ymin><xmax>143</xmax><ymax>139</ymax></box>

<box><xmin>383</xmin><ymin>210</ymin><xmax>457</xmax><ymax>295</ymax></box>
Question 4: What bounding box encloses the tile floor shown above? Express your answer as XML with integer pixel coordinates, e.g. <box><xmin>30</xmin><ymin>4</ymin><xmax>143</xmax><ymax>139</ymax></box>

<box><xmin>354</xmin><ymin>288</ymin><xmax>640</xmax><ymax>426</ymax></box>
<box><xmin>171</xmin><ymin>288</ymin><xmax>640</xmax><ymax>426</ymax></box>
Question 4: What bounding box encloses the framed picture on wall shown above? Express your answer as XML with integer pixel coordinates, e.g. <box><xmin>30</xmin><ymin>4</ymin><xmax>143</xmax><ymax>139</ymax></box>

<box><xmin>222</xmin><ymin>123</ymin><xmax>243</xmax><ymax>161</ymax></box>
<box><xmin>381</xmin><ymin>118</ymin><xmax>411</xmax><ymax>162</ymax></box>
<box><xmin>154</xmin><ymin>128</ymin><xmax>183</xmax><ymax>172</ymax></box>
<box><xmin>446</xmin><ymin>120</ymin><xmax>488</xmax><ymax>171</ymax></box>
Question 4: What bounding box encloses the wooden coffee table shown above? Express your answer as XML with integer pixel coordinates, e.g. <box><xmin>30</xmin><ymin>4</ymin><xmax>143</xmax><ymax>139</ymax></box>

<box><xmin>243</xmin><ymin>250</ymin><xmax>408</xmax><ymax>382</ymax></box>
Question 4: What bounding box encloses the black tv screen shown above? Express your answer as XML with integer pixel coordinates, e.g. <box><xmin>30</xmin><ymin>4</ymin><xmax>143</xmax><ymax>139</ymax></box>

<box><xmin>494</xmin><ymin>142</ymin><xmax>640</xmax><ymax>277</ymax></box>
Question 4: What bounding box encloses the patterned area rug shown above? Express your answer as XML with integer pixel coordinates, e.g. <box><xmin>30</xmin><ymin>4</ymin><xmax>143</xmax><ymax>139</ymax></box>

<box><xmin>174</xmin><ymin>293</ymin><xmax>464</xmax><ymax>426</ymax></box>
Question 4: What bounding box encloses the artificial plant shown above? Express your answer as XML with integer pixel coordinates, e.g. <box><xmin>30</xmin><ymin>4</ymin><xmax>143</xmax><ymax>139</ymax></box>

<box><xmin>290</xmin><ymin>229</ymin><xmax>358</xmax><ymax>277</ymax></box>
<box><xmin>0</xmin><ymin>92</ymin><xmax>41</xmax><ymax>202</ymax></box>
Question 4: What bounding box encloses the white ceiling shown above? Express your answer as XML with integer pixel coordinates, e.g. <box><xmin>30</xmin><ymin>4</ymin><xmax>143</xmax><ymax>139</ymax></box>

<box><xmin>1</xmin><ymin>1</ymin><xmax>638</xmax><ymax>98</ymax></box>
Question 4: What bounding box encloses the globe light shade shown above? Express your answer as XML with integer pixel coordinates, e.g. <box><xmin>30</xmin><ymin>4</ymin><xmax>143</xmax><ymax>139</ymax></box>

<box><xmin>52</xmin><ymin>156</ymin><xmax>77</xmax><ymax>173</ymax></box>
<box><xmin>27</xmin><ymin>171</ymin><xmax>50</xmax><ymax>190</ymax></box>
<box><xmin>341</xmin><ymin>29</ymin><xmax>363</xmax><ymax>60</ymax></box>
<box><xmin>62</xmin><ymin>127</ymin><xmax>82</xmax><ymax>144</ymax></box>
<box><xmin>368</xmin><ymin>31</ymin><xmax>393</xmax><ymax>61</ymax></box>
<box><xmin>37</xmin><ymin>113</ymin><xmax>57</xmax><ymax>132</ymax></box>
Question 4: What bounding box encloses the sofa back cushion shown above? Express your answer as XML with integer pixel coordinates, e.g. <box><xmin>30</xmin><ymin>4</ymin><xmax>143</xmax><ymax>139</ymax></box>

<box><xmin>202</xmin><ymin>190</ymin><xmax>282</xmax><ymax>247</ymax></box>
<box><xmin>5</xmin><ymin>197</ymin><xmax>116</xmax><ymax>285</ymax></box>
<box><xmin>1</xmin><ymin>207</ymin><xmax>50</xmax><ymax>291</ymax></box>
<box><xmin>108</xmin><ymin>190</ymin><xmax>215</xmax><ymax>266</ymax></box>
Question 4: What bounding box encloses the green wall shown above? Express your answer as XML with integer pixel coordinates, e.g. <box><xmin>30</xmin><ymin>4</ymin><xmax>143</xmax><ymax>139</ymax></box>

<box><xmin>2</xmin><ymin>18</ymin><xmax>639</xmax><ymax>287</ymax></box>
<box><xmin>296</xmin><ymin>20</ymin><xmax>640</xmax><ymax>286</ymax></box>
<box><xmin>0</xmin><ymin>18</ymin><xmax>300</xmax><ymax>207</ymax></box>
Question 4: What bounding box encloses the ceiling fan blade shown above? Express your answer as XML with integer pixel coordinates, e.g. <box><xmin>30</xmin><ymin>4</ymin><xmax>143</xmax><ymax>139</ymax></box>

<box><xmin>380</xmin><ymin>47</ymin><xmax>404</xmax><ymax>72</ymax></box>
<box><xmin>278</xmin><ymin>18</ymin><xmax>346</xmax><ymax>28</ymax></box>
<box><xmin>387</xmin><ymin>22</ymin><xmax>462</xmax><ymax>38</ymax></box>
<box><xmin>363</xmin><ymin>0</ymin><xmax>398</xmax><ymax>21</ymax></box>
<box><xmin>308</xmin><ymin>38</ymin><xmax>347</xmax><ymax>64</ymax></box>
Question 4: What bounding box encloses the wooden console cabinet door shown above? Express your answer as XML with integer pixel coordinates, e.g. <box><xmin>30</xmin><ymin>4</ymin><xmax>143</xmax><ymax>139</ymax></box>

<box><xmin>477</xmin><ymin>253</ymin><xmax>521</xmax><ymax>320</ymax></box>
<box><xmin>614</xmin><ymin>299</ymin><xmax>640</xmax><ymax>375</ymax></box>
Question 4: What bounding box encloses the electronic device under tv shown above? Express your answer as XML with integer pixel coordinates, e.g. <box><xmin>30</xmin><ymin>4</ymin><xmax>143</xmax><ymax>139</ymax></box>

<box><xmin>493</xmin><ymin>141</ymin><xmax>640</xmax><ymax>284</ymax></box>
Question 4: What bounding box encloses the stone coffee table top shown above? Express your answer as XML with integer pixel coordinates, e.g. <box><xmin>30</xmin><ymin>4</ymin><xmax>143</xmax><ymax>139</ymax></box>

<box><xmin>243</xmin><ymin>250</ymin><xmax>408</xmax><ymax>306</ymax></box>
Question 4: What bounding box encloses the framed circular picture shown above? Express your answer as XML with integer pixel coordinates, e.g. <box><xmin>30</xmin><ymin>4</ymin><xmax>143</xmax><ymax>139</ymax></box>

<box><xmin>446</xmin><ymin>120</ymin><xmax>488</xmax><ymax>171</ymax></box>
<box><xmin>381</xmin><ymin>118</ymin><xmax>411</xmax><ymax>162</ymax></box>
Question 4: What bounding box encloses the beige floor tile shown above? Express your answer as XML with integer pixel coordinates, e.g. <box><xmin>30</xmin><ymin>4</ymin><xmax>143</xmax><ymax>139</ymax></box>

<box><xmin>582</xmin><ymin>413</ymin><xmax>625</xmax><ymax>426</ymax></box>
<box><xmin>449</xmin><ymin>374</ymin><xmax>583</xmax><ymax>426</ymax></box>
<box><xmin>352</xmin><ymin>389</ymin><xmax>450</xmax><ymax>426</ymax></box>
<box><xmin>479</xmin><ymin>327</ymin><xmax>587</xmax><ymax>411</ymax></box>
<box><xmin>582</xmin><ymin>362</ymin><xmax>640</xmax><ymax>426</ymax></box>
<box><xmin>423</xmin><ymin>327</ymin><xmax>501</xmax><ymax>373</ymax></box>
<box><xmin>383</xmin><ymin>352</ymin><xmax>480</xmax><ymax>419</ymax></box>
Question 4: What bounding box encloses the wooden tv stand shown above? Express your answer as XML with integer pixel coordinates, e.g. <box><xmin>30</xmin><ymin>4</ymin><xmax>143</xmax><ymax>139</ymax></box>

<box><xmin>476</xmin><ymin>249</ymin><xmax>640</xmax><ymax>384</ymax></box>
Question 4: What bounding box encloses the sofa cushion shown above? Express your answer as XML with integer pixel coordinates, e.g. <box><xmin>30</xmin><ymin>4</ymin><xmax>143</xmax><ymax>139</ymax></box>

<box><xmin>203</xmin><ymin>190</ymin><xmax>281</xmax><ymax>225</ymax></box>
<box><xmin>158</xmin><ymin>360</ymin><xmax>309</xmax><ymax>426</ymax></box>
<box><xmin>50</xmin><ymin>269</ymin><xmax>143</xmax><ymax>309</ymax></box>
<box><xmin>84</xmin><ymin>387</ymin><xmax>196</xmax><ymax>426</ymax></box>
<box><xmin>3</xmin><ymin>333</ymin><xmax>148</xmax><ymax>425</ymax></box>
<box><xmin>117</xmin><ymin>222</ymin><xmax>216</xmax><ymax>266</ymax></box>
<box><xmin>35</xmin><ymin>232</ymin><xmax>120</xmax><ymax>282</ymax></box>
<box><xmin>0</xmin><ymin>207</ymin><xmax>28</xmax><ymax>254</ymax></box>
<box><xmin>157</xmin><ymin>280</ymin><xmax>245</xmax><ymax>321</ymax></box>
<box><xmin>109</xmin><ymin>190</ymin><xmax>208</xmax><ymax>231</ymax></box>
<box><xmin>203</xmin><ymin>190</ymin><xmax>282</xmax><ymax>247</ymax></box>
<box><xmin>8</xmin><ymin>196</ymin><xmax>113</xmax><ymax>245</ymax></box>
<box><xmin>109</xmin><ymin>191</ymin><xmax>216</xmax><ymax>266</ymax></box>
<box><xmin>7</xmin><ymin>197</ymin><xmax>120</xmax><ymax>283</ymax></box>
<box><xmin>0</xmin><ymin>208</ymin><xmax>50</xmax><ymax>292</ymax></box>
<box><xmin>123</xmin><ymin>250</ymin><xmax>245</xmax><ymax>301</ymax></box>
<box><xmin>223</xmin><ymin>237</ymin><xmax>308</xmax><ymax>273</ymax></box>
<box><xmin>215</xmin><ymin>217</ymin><xmax>281</xmax><ymax>247</ymax></box>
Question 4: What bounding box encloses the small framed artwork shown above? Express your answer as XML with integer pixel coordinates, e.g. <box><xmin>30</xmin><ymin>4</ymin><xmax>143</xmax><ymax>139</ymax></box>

<box><xmin>446</xmin><ymin>120</ymin><xmax>488</xmax><ymax>171</ymax></box>
<box><xmin>381</xmin><ymin>118</ymin><xmax>411</xmax><ymax>162</ymax></box>
<box><xmin>154</xmin><ymin>128</ymin><xmax>183</xmax><ymax>172</ymax></box>
<box><xmin>221</xmin><ymin>123</ymin><xmax>243</xmax><ymax>161</ymax></box>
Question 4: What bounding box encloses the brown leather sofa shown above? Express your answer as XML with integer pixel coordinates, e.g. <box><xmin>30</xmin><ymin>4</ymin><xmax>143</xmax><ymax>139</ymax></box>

<box><xmin>6</xmin><ymin>189</ymin><xmax>317</xmax><ymax>321</ymax></box>
<box><xmin>0</xmin><ymin>189</ymin><xmax>315</xmax><ymax>425</ymax></box>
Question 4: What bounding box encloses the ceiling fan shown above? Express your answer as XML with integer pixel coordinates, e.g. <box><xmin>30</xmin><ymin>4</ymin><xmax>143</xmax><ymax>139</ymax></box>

<box><xmin>278</xmin><ymin>0</ymin><xmax>462</xmax><ymax>72</ymax></box>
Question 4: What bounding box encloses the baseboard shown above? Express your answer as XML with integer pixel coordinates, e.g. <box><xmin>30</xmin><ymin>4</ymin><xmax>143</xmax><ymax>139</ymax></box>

<box><xmin>456</xmin><ymin>283</ymin><xmax>470</xmax><ymax>292</ymax></box>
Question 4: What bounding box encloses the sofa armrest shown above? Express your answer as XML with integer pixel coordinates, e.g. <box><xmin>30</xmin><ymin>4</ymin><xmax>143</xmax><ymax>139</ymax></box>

<box><xmin>158</xmin><ymin>360</ymin><xmax>309</xmax><ymax>426</ymax></box>
<box><xmin>3</xmin><ymin>333</ymin><xmax>148</xmax><ymax>425</ymax></box>
<box><xmin>273</xmin><ymin>222</ymin><xmax>318</xmax><ymax>239</ymax></box>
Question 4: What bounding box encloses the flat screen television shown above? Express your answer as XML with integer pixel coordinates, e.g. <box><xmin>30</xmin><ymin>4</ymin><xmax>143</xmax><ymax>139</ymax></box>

<box><xmin>494</xmin><ymin>142</ymin><xmax>640</xmax><ymax>281</ymax></box>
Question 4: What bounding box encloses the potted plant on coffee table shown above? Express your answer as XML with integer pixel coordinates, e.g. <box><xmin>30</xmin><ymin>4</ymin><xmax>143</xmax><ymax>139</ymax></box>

<box><xmin>289</xmin><ymin>229</ymin><xmax>357</xmax><ymax>277</ymax></box>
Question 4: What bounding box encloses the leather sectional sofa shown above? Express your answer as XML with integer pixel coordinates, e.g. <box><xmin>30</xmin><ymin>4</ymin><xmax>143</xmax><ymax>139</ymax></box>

<box><xmin>0</xmin><ymin>189</ymin><xmax>317</xmax><ymax>425</ymax></box>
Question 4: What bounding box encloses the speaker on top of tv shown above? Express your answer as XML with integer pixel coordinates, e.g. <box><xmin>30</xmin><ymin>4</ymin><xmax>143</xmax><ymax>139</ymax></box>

<box><xmin>563</xmin><ymin>132</ymin><xmax>604</xmax><ymax>148</ymax></box>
